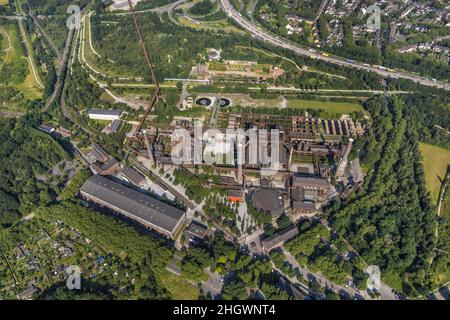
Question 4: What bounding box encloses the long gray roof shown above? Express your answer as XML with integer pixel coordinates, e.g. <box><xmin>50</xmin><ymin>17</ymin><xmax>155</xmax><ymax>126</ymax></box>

<box><xmin>120</xmin><ymin>167</ymin><xmax>145</xmax><ymax>186</ymax></box>
<box><xmin>292</xmin><ymin>201</ymin><xmax>317</xmax><ymax>211</ymax></box>
<box><xmin>80</xmin><ymin>175</ymin><xmax>185</xmax><ymax>233</ymax></box>
<box><xmin>261</xmin><ymin>225</ymin><xmax>299</xmax><ymax>250</ymax></box>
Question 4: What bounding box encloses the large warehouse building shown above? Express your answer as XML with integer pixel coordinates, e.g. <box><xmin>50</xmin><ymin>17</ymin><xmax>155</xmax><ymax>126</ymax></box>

<box><xmin>87</xmin><ymin>109</ymin><xmax>121</xmax><ymax>121</ymax></box>
<box><xmin>80</xmin><ymin>175</ymin><xmax>186</xmax><ymax>240</ymax></box>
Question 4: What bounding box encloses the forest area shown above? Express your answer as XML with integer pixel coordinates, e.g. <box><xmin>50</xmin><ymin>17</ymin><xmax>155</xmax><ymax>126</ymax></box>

<box><xmin>88</xmin><ymin>10</ymin><xmax>388</xmax><ymax>91</ymax></box>
<box><xmin>330</xmin><ymin>93</ymin><xmax>449</xmax><ymax>297</ymax></box>
<box><xmin>0</xmin><ymin>116</ymin><xmax>69</xmax><ymax>227</ymax></box>
<box><xmin>24</xmin><ymin>0</ymin><xmax>91</xmax><ymax>15</ymax></box>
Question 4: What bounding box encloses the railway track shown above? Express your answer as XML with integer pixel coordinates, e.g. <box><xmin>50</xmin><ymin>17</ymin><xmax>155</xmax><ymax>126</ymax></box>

<box><xmin>127</xmin><ymin>0</ymin><xmax>160</xmax><ymax>132</ymax></box>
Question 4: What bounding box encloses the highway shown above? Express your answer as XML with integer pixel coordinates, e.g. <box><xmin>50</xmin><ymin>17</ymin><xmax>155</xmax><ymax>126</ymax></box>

<box><xmin>167</xmin><ymin>0</ymin><xmax>186</xmax><ymax>25</ymax></box>
<box><xmin>105</xmin><ymin>0</ymin><xmax>185</xmax><ymax>16</ymax></box>
<box><xmin>218</xmin><ymin>0</ymin><xmax>450</xmax><ymax>91</ymax></box>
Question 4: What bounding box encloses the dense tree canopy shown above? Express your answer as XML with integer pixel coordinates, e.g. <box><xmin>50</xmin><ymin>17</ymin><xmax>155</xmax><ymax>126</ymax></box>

<box><xmin>0</xmin><ymin>116</ymin><xmax>69</xmax><ymax>227</ymax></box>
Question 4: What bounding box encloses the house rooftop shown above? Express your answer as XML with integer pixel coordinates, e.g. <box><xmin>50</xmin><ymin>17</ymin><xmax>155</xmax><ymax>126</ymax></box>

<box><xmin>261</xmin><ymin>225</ymin><xmax>299</xmax><ymax>251</ymax></box>
<box><xmin>119</xmin><ymin>167</ymin><xmax>146</xmax><ymax>186</ymax></box>
<box><xmin>185</xmin><ymin>220</ymin><xmax>208</xmax><ymax>239</ymax></box>
<box><xmin>228</xmin><ymin>189</ymin><xmax>243</xmax><ymax>198</ymax></box>
<box><xmin>38</xmin><ymin>123</ymin><xmax>55</xmax><ymax>134</ymax></box>
<box><xmin>292</xmin><ymin>201</ymin><xmax>317</xmax><ymax>211</ymax></box>
<box><xmin>106</xmin><ymin>119</ymin><xmax>121</xmax><ymax>132</ymax></box>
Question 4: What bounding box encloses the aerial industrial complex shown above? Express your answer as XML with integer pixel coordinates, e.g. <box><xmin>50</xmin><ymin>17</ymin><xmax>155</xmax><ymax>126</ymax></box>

<box><xmin>2</xmin><ymin>0</ymin><xmax>448</xmax><ymax>303</ymax></box>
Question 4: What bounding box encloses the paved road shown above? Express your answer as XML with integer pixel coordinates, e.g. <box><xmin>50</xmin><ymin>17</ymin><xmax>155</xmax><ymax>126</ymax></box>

<box><xmin>316</xmin><ymin>0</ymin><xmax>329</xmax><ymax>20</ymax></box>
<box><xmin>317</xmin><ymin>218</ymin><xmax>398</xmax><ymax>300</ymax></box>
<box><xmin>104</xmin><ymin>0</ymin><xmax>185</xmax><ymax>16</ymax></box>
<box><xmin>43</xmin><ymin>27</ymin><xmax>74</xmax><ymax>111</ymax></box>
<box><xmin>218</xmin><ymin>0</ymin><xmax>450</xmax><ymax>91</ymax></box>
<box><xmin>0</xmin><ymin>14</ymin><xmax>25</xmax><ymax>20</ymax></box>
<box><xmin>167</xmin><ymin>0</ymin><xmax>186</xmax><ymax>25</ymax></box>
<box><xmin>269</xmin><ymin>258</ymin><xmax>311</xmax><ymax>298</ymax></box>
<box><xmin>281</xmin><ymin>247</ymin><xmax>367</xmax><ymax>300</ymax></box>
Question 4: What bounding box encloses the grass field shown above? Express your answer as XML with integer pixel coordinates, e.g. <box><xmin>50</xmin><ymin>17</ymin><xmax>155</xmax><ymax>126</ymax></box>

<box><xmin>0</xmin><ymin>0</ymin><xmax>9</xmax><ymax>5</ymax></box>
<box><xmin>0</xmin><ymin>23</ymin><xmax>42</xmax><ymax>99</ymax></box>
<box><xmin>160</xmin><ymin>271</ymin><xmax>200</xmax><ymax>300</ymax></box>
<box><xmin>14</xmin><ymin>0</ymin><xmax>44</xmax><ymax>91</ymax></box>
<box><xmin>287</xmin><ymin>99</ymin><xmax>363</xmax><ymax>113</ymax></box>
<box><xmin>0</xmin><ymin>25</ymin><xmax>16</xmax><ymax>65</ymax></box>
<box><xmin>419</xmin><ymin>143</ymin><xmax>450</xmax><ymax>205</ymax></box>
<box><xmin>229</xmin><ymin>94</ymin><xmax>285</xmax><ymax>108</ymax></box>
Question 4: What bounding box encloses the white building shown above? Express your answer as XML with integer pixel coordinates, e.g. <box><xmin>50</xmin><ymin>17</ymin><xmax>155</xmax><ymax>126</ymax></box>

<box><xmin>88</xmin><ymin>109</ymin><xmax>122</xmax><ymax>121</ymax></box>
<box><xmin>108</xmin><ymin>0</ymin><xmax>142</xmax><ymax>11</ymax></box>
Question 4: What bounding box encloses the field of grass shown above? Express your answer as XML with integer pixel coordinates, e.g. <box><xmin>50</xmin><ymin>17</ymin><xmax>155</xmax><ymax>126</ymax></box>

<box><xmin>14</xmin><ymin>0</ymin><xmax>44</xmax><ymax>91</ymax></box>
<box><xmin>229</xmin><ymin>94</ymin><xmax>285</xmax><ymax>108</ymax></box>
<box><xmin>0</xmin><ymin>23</ymin><xmax>42</xmax><ymax>100</ymax></box>
<box><xmin>160</xmin><ymin>271</ymin><xmax>200</xmax><ymax>300</ymax></box>
<box><xmin>0</xmin><ymin>0</ymin><xmax>9</xmax><ymax>5</ymax></box>
<box><xmin>419</xmin><ymin>143</ymin><xmax>450</xmax><ymax>205</ymax></box>
<box><xmin>0</xmin><ymin>25</ymin><xmax>18</xmax><ymax>66</ymax></box>
<box><xmin>287</xmin><ymin>99</ymin><xmax>363</xmax><ymax>113</ymax></box>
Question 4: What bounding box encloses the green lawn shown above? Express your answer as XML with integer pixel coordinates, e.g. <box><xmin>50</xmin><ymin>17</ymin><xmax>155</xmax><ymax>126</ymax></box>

<box><xmin>287</xmin><ymin>99</ymin><xmax>363</xmax><ymax>114</ymax></box>
<box><xmin>0</xmin><ymin>24</ymin><xmax>20</xmax><ymax>65</ymax></box>
<box><xmin>160</xmin><ymin>271</ymin><xmax>200</xmax><ymax>300</ymax></box>
<box><xmin>0</xmin><ymin>23</ymin><xmax>42</xmax><ymax>100</ymax></box>
<box><xmin>419</xmin><ymin>143</ymin><xmax>450</xmax><ymax>205</ymax></box>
